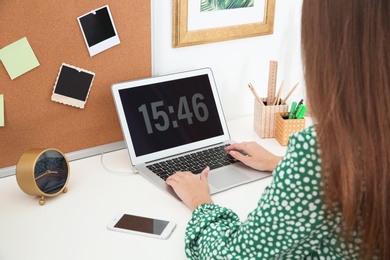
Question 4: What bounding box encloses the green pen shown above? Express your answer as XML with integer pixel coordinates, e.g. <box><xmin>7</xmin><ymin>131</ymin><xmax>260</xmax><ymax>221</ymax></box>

<box><xmin>296</xmin><ymin>105</ymin><xmax>308</xmax><ymax>119</ymax></box>
<box><xmin>288</xmin><ymin>101</ymin><xmax>297</xmax><ymax>119</ymax></box>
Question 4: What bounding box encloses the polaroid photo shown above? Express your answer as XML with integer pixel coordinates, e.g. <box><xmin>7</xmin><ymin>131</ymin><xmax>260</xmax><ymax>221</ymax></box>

<box><xmin>51</xmin><ymin>63</ymin><xmax>95</xmax><ymax>109</ymax></box>
<box><xmin>78</xmin><ymin>5</ymin><xmax>120</xmax><ymax>56</ymax></box>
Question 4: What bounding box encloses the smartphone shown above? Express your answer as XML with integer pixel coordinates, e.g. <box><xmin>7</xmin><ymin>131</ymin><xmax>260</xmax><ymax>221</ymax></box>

<box><xmin>107</xmin><ymin>213</ymin><xmax>176</xmax><ymax>239</ymax></box>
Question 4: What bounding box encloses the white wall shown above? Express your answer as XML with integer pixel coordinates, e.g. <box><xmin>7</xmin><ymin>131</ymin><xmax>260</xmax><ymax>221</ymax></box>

<box><xmin>152</xmin><ymin>0</ymin><xmax>304</xmax><ymax>121</ymax></box>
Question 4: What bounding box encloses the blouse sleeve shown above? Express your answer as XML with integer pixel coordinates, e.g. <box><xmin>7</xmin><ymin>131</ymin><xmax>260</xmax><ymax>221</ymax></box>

<box><xmin>184</xmin><ymin>127</ymin><xmax>340</xmax><ymax>259</ymax></box>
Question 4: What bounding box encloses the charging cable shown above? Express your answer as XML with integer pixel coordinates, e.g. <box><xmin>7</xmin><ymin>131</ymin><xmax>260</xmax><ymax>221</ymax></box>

<box><xmin>100</xmin><ymin>152</ymin><xmax>138</xmax><ymax>175</ymax></box>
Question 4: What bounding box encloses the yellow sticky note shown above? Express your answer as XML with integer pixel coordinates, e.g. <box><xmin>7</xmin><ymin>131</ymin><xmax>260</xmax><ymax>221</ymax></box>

<box><xmin>0</xmin><ymin>37</ymin><xmax>40</xmax><ymax>80</ymax></box>
<box><xmin>0</xmin><ymin>94</ymin><xmax>4</xmax><ymax>127</ymax></box>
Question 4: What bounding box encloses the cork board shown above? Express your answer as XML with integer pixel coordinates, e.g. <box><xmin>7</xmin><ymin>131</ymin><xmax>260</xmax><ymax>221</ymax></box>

<box><xmin>0</xmin><ymin>1</ymin><xmax>151</xmax><ymax>169</ymax></box>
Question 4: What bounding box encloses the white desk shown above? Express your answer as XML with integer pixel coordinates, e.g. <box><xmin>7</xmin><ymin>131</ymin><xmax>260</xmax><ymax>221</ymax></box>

<box><xmin>0</xmin><ymin>115</ymin><xmax>291</xmax><ymax>260</ymax></box>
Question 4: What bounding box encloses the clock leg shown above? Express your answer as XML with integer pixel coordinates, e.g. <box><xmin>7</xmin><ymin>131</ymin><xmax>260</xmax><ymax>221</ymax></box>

<box><xmin>63</xmin><ymin>186</ymin><xmax>68</xmax><ymax>193</ymax></box>
<box><xmin>39</xmin><ymin>196</ymin><xmax>45</xmax><ymax>206</ymax></box>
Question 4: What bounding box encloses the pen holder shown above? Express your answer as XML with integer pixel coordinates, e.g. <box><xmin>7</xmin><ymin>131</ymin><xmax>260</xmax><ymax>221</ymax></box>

<box><xmin>275</xmin><ymin>112</ymin><xmax>306</xmax><ymax>146</ymax></box>
<box><xmin>253</xmin><ymin>99</ymin><xmax>288</xmax><ymax>138</ymax></box>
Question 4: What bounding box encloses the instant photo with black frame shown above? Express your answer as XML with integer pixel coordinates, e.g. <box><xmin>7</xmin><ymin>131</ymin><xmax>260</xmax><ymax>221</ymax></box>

<box><xmin>51</xmin><ymin>63</ymin><xmax>95</xmax><ymax>109</ymax></box>
<box><xmin>78</xmin><ymin>5</ymin><xmax>120</xmax><ymax>56</ymax></box>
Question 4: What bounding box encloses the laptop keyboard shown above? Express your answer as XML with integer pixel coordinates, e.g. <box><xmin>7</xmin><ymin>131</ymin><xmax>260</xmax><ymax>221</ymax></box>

<box><xmin>146</xmin><ymin>144</ymin><xmax>240</xmax><ymax>181</ymax></box>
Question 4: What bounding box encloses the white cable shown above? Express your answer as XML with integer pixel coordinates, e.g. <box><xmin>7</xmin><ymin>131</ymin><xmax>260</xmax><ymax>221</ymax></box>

<box><xmin>100</xmin><ymin>152</ymin><xmax>138</xmax><ymax>175</ymax></box>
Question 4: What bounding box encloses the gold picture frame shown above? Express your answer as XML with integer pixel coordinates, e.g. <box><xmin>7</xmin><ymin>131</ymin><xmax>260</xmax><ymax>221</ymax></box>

<box><xmin>173</xmin><ymin>0</ymin><xmax>276</xmax><ymax>48</ymax></box>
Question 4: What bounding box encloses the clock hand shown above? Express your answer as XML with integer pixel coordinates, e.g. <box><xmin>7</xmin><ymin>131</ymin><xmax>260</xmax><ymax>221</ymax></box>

<box><xmin>35</xmin><ymin>170</ymin><xmax>59</xmax><ymax>181</ymax></box>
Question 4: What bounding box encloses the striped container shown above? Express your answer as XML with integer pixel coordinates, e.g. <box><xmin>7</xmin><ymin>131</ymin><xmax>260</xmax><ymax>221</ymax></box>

<box><xmin>253</xmin><ymin>99</ymin><xmax>288</xmax><ymax>138</ymax></box>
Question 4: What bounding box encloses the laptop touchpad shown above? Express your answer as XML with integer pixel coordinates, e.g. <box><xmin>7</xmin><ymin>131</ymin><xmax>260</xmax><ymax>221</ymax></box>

<box><xmin>208</xmin><ymin>169</ymin><xmax>251</xmax><ymax>189</ymax></box>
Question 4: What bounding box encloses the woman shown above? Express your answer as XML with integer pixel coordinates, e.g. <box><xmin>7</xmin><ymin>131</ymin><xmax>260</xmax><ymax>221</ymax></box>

<box><xmin>167</xmin><ymin>0</ymin><xmax>389</xmax><ymax>259</ymax></box>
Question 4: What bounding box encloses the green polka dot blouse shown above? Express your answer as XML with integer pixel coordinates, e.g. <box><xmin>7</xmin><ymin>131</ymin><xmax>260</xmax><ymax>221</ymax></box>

<box><xmin>185</xmin><ymin>126</ymin><xmax>361</xmax><ymax>259</ymax></box>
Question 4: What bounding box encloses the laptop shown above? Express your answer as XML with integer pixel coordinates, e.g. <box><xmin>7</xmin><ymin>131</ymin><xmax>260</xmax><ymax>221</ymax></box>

<box><xmin>111</xmin><ymin>68</ymin><xmax>271</xmax><ymax>200</ymax></box>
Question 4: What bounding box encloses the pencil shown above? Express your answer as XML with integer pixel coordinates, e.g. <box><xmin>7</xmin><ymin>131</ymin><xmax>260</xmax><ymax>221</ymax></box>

<box><xmin>273</xmin><ymin>80</ymin><xmax>284</xmax><ymax>105</ymax></box>
<box><xmin>281</xmin><ymin>82</ymin><xmax>299</xmax><ymax>104</ymax></box>
<box><xmin>248</xmin><ymin>83</ymin><xmax>265</xmax><ymax>106</ymax></box>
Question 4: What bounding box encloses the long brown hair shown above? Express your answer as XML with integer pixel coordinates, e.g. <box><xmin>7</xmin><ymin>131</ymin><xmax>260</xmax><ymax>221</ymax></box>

<box><xmin>301</xmin><ymin>0</ymin><xmax>390</xmax><ymax>258</ymax></box>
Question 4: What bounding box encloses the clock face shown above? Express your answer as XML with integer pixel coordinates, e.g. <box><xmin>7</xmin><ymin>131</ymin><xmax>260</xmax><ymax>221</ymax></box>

<box><xmin>34</xmin><ymin>150</ymin><xmax>68</xmax><ymax>195</ymax></box>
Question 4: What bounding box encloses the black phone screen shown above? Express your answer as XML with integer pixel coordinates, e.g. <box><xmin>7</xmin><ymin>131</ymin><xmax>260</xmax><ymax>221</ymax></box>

<box><xmin>114</xmin><ymin>214</ymin><xmax>170</xmax><ymax>235</ymax></box>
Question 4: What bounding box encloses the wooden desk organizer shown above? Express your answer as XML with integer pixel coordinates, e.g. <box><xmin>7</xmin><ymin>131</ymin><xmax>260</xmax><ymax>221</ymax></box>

<box><xmin>253</xmin><ymin>99</ymin><xmax>288</xmax><ymax>138</ymax></box>
<box><xmin>275</xmin><ymin>112</ymin><xmax>306</xmax><ymax>146</ymax></box>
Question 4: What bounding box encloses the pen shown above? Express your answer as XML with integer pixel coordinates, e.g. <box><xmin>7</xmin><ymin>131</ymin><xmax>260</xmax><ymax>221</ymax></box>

<box><xmin>248</xmin><ymin>83</ymin><xmax>265</xmax><ymax>106</ymax></box>
<box><xmin>292</xmin><ymin>99</ymin><xmax>304</xmax><ymax>119</ymax></box>
<box><xmin>288</xmin><ymin>101</ymin><xmax>297</xmax><ymax>119</ymax></box>
<box><xmin>295</xmin><ymin>105</ymin><xmax>307</xmax><ymax>119</ymax></box>
<box><xmin>296</xmin><ymin>99</ymin><xmax>304</xmax><ymax>109</ymax></box>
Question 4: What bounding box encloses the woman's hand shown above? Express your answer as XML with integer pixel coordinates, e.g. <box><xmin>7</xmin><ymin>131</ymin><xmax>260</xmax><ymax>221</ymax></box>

<box><xmin>166</xmin><ymin>167</ymin><xmax>213</xmax><ymax>211</ymax></box>
<box><xmin>225</xmin><ymin>142</ymin><xmax>281</xmax><ymax>172</ymax></box>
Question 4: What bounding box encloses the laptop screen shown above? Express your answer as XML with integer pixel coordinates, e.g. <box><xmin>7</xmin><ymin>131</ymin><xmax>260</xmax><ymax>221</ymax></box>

<box><xmin>112</xmin><ymin>68</ymin><xmax>230</xmax><ymax>165</ymax></box>
<box><xmin>118</xmin><ymin>74</ymin><xmax>224</xmax><ymax>156</ymax></box>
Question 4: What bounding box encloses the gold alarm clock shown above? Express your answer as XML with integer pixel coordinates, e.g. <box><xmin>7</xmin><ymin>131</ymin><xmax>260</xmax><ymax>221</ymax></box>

<box><xmin>16</xmin><ymin>148</ymin><xmax>70</xmax><ymax>205</ymax></box>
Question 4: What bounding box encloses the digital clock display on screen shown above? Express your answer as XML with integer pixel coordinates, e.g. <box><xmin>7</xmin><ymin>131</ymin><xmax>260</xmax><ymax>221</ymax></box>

<box><xmin>119</xmin><ymin>74</ymin><xmax>224</xmax><ymax>156</ymax></box>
